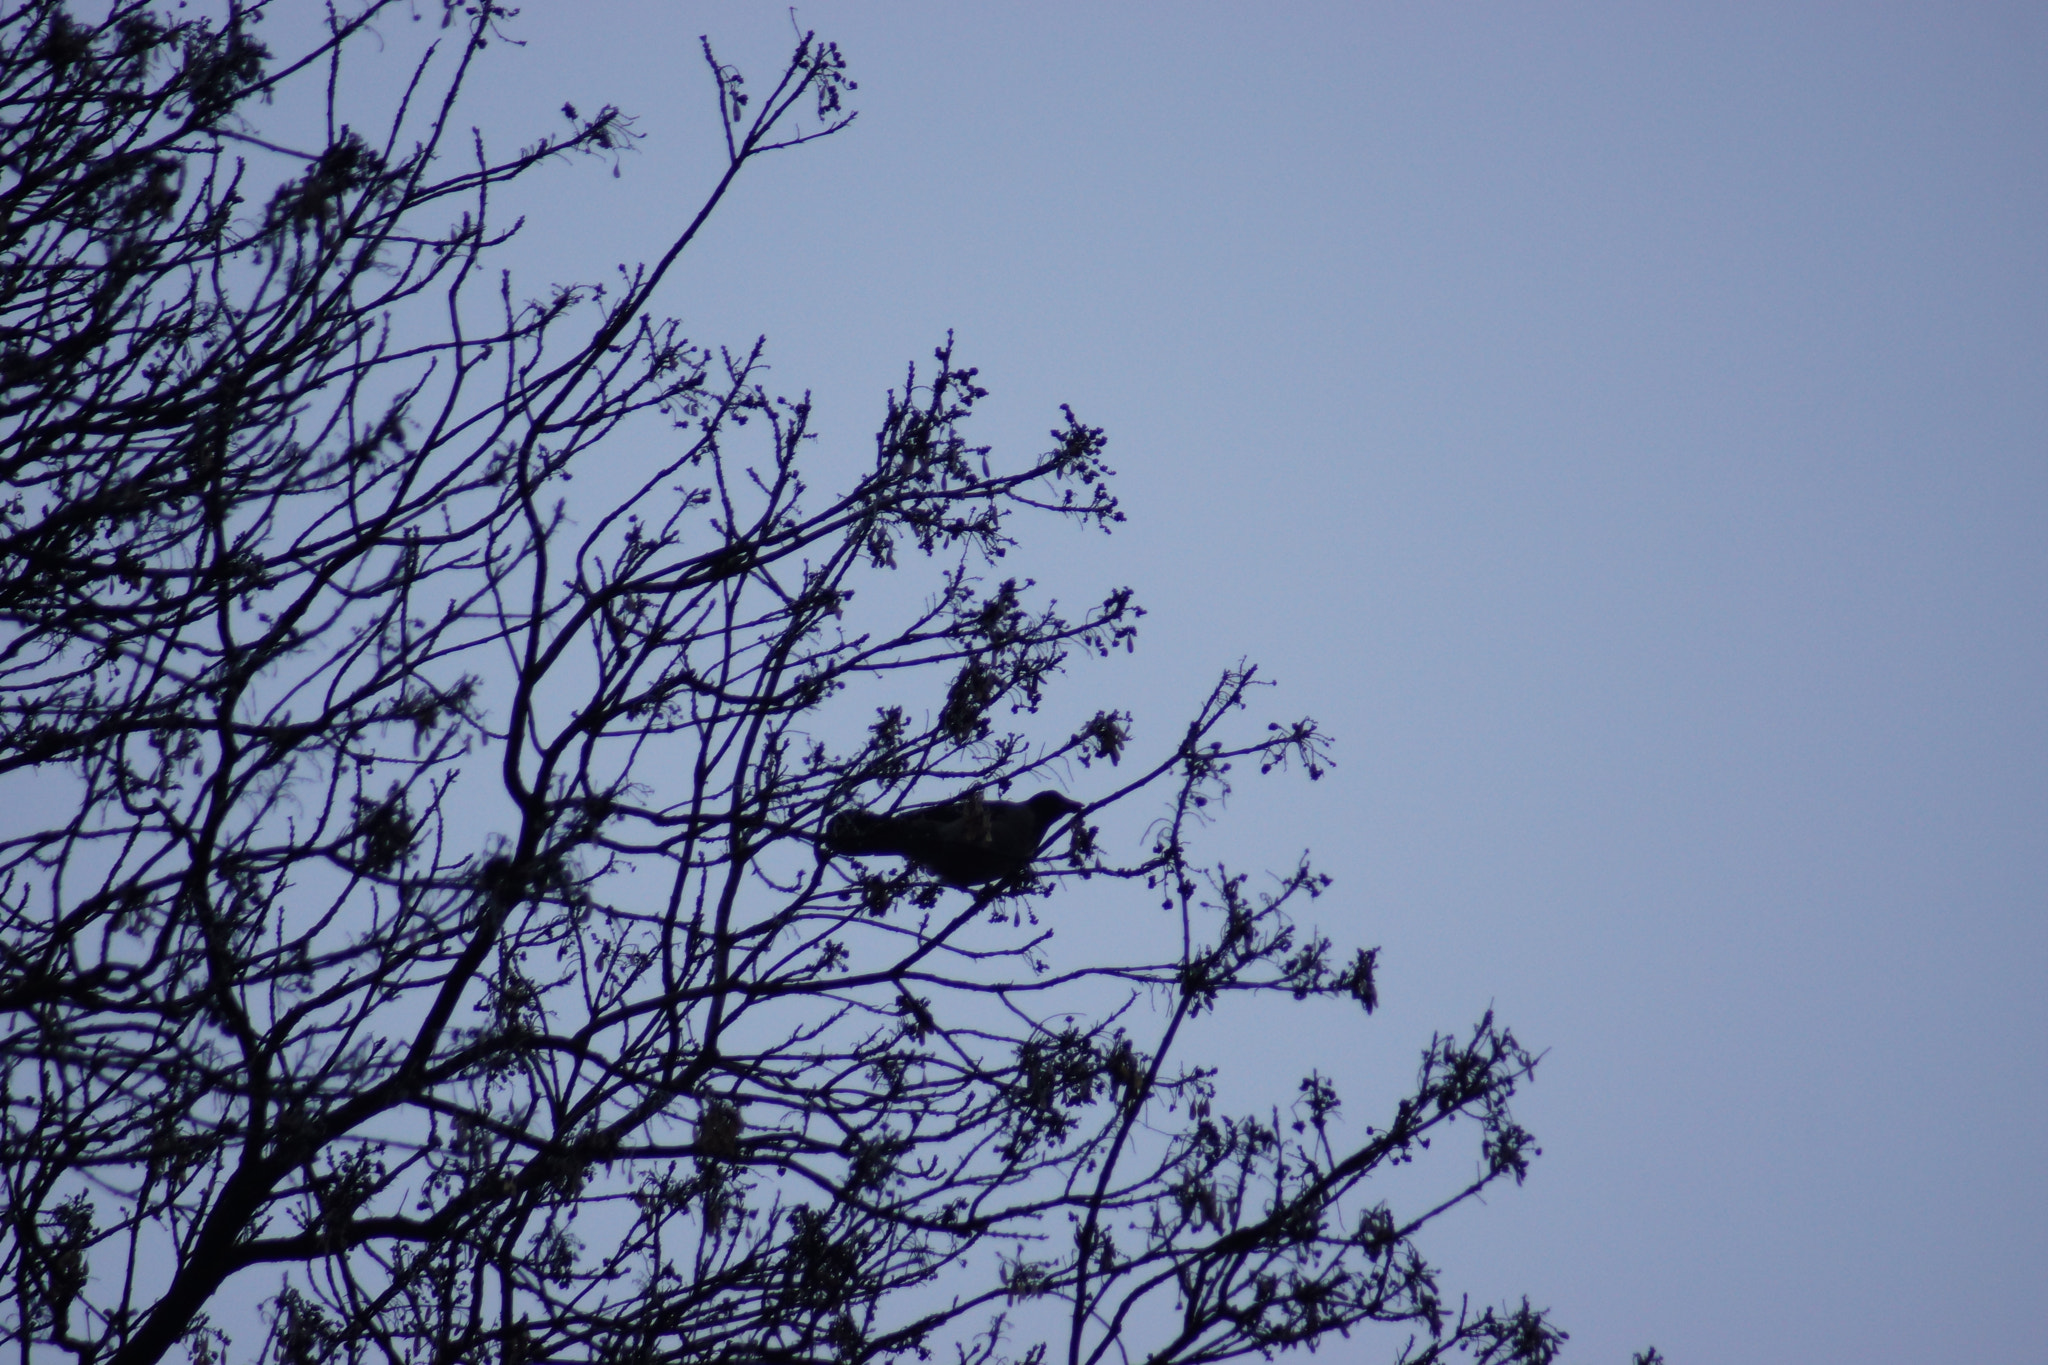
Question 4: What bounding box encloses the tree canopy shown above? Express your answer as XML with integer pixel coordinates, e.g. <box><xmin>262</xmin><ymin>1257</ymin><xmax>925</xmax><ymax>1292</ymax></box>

<box><xmin>0</xmin><ymin>4</ymin><xmax>1561</xmax><ymax>1363</ymax></box>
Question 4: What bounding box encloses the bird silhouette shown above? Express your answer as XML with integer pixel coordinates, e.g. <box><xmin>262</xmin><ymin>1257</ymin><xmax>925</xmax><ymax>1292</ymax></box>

<box><xmin>824</xmin><ymin>789</ymin><xmax>1083</xmax><ymax>887</ymax></box>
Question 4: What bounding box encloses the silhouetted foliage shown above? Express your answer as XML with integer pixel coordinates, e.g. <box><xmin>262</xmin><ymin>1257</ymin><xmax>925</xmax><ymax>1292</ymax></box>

<box><xmin>0</xmin><ymin>4</ymin><xmax>1563</xmax><ymax>1364</ymax></box>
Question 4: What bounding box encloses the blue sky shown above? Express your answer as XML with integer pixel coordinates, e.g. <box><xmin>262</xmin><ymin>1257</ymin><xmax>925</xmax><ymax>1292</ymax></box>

<box><xmin>396</xmin><ymin>5</ymin><xmax>2044</xmax><ymax>1360</ymax></box>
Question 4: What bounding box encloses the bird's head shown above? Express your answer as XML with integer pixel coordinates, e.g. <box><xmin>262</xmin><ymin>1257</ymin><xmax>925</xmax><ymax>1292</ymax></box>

<box><xmin>1025</xmin><ymin>791</ymin><xmax>1085</xmax><ymax>828</ymax></box>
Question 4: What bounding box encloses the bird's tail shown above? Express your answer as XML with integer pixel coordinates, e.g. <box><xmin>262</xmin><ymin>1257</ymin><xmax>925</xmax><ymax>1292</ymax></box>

<box><xmin>823</xmin><ymin>809</ymin><xmax>909</xmax><ymax>857</ymax></box>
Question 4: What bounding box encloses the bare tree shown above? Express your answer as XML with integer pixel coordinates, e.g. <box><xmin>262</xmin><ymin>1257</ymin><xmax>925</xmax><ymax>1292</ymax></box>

<box><xmin>0</xmin><ymin>4</ymin><xmax>1562</xmax><ymax>1364</ymax></box>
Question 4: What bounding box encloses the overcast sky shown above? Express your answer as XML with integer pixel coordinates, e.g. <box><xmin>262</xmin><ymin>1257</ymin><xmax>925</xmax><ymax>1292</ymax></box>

<box><xmin>379</xmin><ymin>5</ymin><xmax>2045</xmax><ymax>1361</ymax></box>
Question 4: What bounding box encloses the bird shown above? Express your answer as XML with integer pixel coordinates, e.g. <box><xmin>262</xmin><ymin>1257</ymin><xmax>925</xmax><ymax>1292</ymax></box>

<box><xmin>824</xmin><ymin>789</ymin><xmax>1083</xmax><ymax>887</ymax></box>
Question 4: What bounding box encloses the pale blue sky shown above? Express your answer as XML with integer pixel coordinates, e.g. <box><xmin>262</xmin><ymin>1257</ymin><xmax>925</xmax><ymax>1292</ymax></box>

<box><xmin>388</xmin><ymin>5</ymin><xmax>2044</xmax><ymax>1360</ymax></box>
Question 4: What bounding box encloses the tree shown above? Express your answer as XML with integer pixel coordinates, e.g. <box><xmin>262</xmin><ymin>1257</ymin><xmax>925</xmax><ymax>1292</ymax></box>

<box><xmin>0</xmin><ymin>4</ymin><xmax>1561</xmax><ymax>1363</ymax></box>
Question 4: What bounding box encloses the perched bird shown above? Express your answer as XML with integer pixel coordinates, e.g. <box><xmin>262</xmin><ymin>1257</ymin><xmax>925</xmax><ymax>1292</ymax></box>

<box><xmin>824</xmin><ymin>789</ymin><xmax>1083</xmax><ymax>887</ymax></box>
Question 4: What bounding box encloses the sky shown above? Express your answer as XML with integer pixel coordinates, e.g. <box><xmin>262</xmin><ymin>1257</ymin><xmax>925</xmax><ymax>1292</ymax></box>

<box><xmin>316</xmin><ymin>4</ymin><xmax>2043</xmax><ymax>1361</ymax></box>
